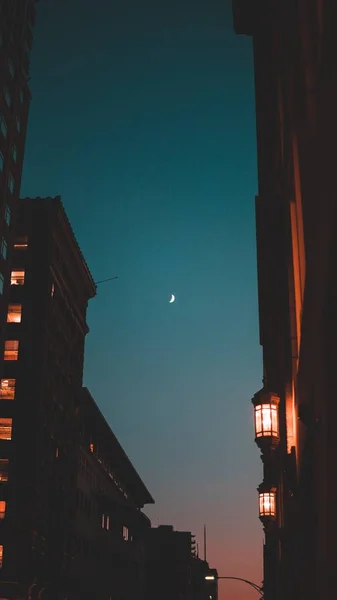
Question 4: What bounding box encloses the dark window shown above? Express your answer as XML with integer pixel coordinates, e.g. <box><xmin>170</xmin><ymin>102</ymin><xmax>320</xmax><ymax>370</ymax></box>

<box><xmin>4</xmin><ymin>88</ymin><xmax>11</xmax><ymax>108</ymax></box>
<box><xmin>0</xmin><ymin>274</ymin><xmax>4</xmax><ymax>295</ymax></box>
<box><xmin>16</xmin><ymin>118</ymin><xmax>21</xmax><ymax>133</ymax></box>
<box><xmin>8</xmin><ymin>59</ymin><xmax>15</xmax><ymax>78</ymax></box>
<box><xmin>12</xmin><ymin>146</ymin><xmax>17</xmax><ymax>162</ymax></box>
<box><xmin>1</xmin><ymin>239</ymin><xmax>7</xmax><ymax>260</ymax></box>
<box><xmin>4</xmin><ymin>205</ymin><xmax>11</xmax><ymax>227</ymax></box>
<box><xmin>0</xmin><ymin>151</ymin><xmax>3</xmax><ymax>172</ymax></box>
<box><xmin>8</xmin><ymin>174</ymin><xmax>14</xmax><ymax>194</ymax></box>
<box><xmin>0</xmin><ymin>115</ymin><xmax>7</xmax><ymax>138</ymax></box>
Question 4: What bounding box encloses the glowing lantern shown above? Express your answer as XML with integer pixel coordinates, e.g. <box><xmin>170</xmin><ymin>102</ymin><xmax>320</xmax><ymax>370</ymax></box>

<box><xmin>252</xmin><ymin>389</ymin><xmax>280</xmax><ymax>448</ymax></box>
<box><xmin>258</xmin><ymin>483</ymin><xmax>277</xmax><ymax>521</ymax></box>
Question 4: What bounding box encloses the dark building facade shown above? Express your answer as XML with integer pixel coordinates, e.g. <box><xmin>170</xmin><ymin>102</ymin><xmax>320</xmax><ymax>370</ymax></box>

<box><xmin>0</xmin><ymin>196</ymin><xmax>155</xmax><ymax>600</ymax></box>
<box><xmin>72</xmin><ymin>387</ymin><xmax>154</xmax><ymax>600</ymax></box>
<box><xmin>144</xmin><ymin>525</ymin><xmax>218</xmax><ymax>600</ymax></box>
<box><xmin>0</xmin><ymin>196</ymin><xmax>96</xmax><ymax>599</ymax></box>
<box><xmin>233</xmin><ymin>2</ymin><xmax>337</xmax><ymax>600</ymax></box>
<box><xmin>0</xmin><ymin>0</ymin><xmax>37</xmax><ymax>368</ymax></box>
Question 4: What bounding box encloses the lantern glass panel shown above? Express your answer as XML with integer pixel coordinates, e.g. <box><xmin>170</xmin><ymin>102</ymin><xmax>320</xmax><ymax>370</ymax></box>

<box><xmin>259</xmin><ymin>491</ymin><xmax>276</xmax><ymax>518</ymax></box>
<box><xmin>255</xmin><ymin>403</ymin><xmax>278</xmax><ymax>438</ymax></box>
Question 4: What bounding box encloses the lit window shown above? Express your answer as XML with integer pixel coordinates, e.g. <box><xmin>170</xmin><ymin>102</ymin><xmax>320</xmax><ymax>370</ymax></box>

<box><xmin>51</xmin><ymin>283</ymin><xmax>55</xmax><ymax>297</ymax></box>
<box><xmin>4</xmin><ymin>205</ymin><xmax>11</xmax><ymax>226</ymax></box>
<box><xmin>101</xmin><ymin>514</ymin><xmax>105</xmax><ymax>529</ymax></box>
<box><xmin>12</xmin><ymin>145</ymin><xmax>17</xmax><ymax>162</ymax></box>
<box><xmin>11</xmin><ymin>270</ymin><xmax>25</xmax><ymax>286</ymax></box>
<box><xmin>0</xmin><ymin>459</ymin><xmax>9</xmax><ymax>482</ymax></box>
<box><xmin>0</xmin><ymin>273</ymin><xmax>3</xmax><ymax>294</ymax></box>
<box><xmin>123</xmin><ymin>526</ymin><xmax>129</xmax><ymax>541</ymax></box>
<box><xmin>4</xmin><ymin>88</ymin><xmax>11</xmax><ymax>108</ymax></box>
<box><xmin>0</xmin><ymin>501</ymin><xmax>6</xmax><ymax>519</ymax></box>
<box><xmin>4</xmin><ymin>340</ymin><xmax>19</xmax><ymax>361</ymax></box>
<box><xmin>14</xmin><ymin>236</ymin><xmax>28</xmax><ymax>249</ymax></box>
<box><xmin>8</xmin><ymin>174</ymin><xmax>14</xmax><ymax>194</ymax></box>
<box><xmin>0</xmin><ymin>379</ymin><xmax>16</xmax><ymax>400</ymax></box>
<box><xmin>8</xmin><ymin>59</ymin><xmax>15</xmax><ymax>78</ymax></box>
<box><xmin>16</xmin><ymin>118</ymin><xmax>21</xmax><ymax>133</ymax></box>
<box><xmin>90</xmin><ymin>442</ymin><xmax>94</xmax><ymax>453</ymax></box>
<box><xmin>0</xmin><ymin>115</ymin><xmax>7</xmax><ymax>138</ymax></box>
<box><xmin>0</xmin><ymin>151</ymin><xmax>3</xmax><ymax>172</ymax></box>
<box><xmin>0</xmin><ymin>418</ymin><xmax>12</xmax><ymax>440</ymax></box>
<box><xmin>7</xmin><ymin>304</ymin><xmax>22</xmax><ymax>323</ymax></box>
<box><xmin>0</xmin><ymin>545</ymin><xmax>3</xmax><ymax>568</ymax></box>
<box><xmin>1</xmin><ymin>239</ymin><xmax>7</xmax><ymax>260</ymax></box>
<box><xmin>106</xmin><ymin>516</ymin><xmax>110</xmax><ymax>530</ymax></box>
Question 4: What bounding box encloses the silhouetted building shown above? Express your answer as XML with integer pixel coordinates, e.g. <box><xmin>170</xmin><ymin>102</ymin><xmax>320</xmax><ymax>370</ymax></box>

<box><xmin>144</xmin><ymin>525</ymin><xmax>195</xmax><ymax>600</ymax></box>
<box><xmin>0</xmin><ymin>196</ymin><xmax>155</xmax><ymax>600</ymax></box>
<box><xmin>0</xmin><ymin>0</ymin><xmax>37</xmax><ymax>368</ymax></box>
<box><xmin>71</xmin><ymin>387</ymin><xmax>154</xmax><ymax>600</ymax></box>
<box><xmin>233</xmin><ymin>2</ymin><xmax>337</xmax><ymax>600</ymax></box>
<box><xmin>192</xmin><ymin>561</ymin><xmax>218</xmax><ymax>600</ymax></box>
<box><xmin>144</xmin><ymin>526</ymin><xmax>218</xmax><ymax>600</ymax></box>
<box><xmin>0</xmin><ymin>196</ymin><xmax>96</xmax><ymax>599</ymax></box>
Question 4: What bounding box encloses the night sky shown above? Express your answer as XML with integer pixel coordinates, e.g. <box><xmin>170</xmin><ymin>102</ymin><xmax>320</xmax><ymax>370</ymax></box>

<box><xmin>22</xmin><ymin>1</ymin><xmax>263</xmax><ymax>597</ymax></box>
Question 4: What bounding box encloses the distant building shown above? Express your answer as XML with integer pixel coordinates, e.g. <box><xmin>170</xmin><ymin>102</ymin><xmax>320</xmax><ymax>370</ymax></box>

<box><xmin>144</xmin><ymin>525</ymin><xmax>218</xmax><ymax>600</ymax></box>
<box><xmin>233</xmin><ymin>2</ymin><xmax>337</xmax><ymax>600</ymax></box>
<box><xmin>0</xmin><ymin>196</ymin><xmax>154</xmax><ymax>600</ymax></box>
<box><xmin>0</xmin><ymin>0</ymin><xmax>37</xmax><ymax>370</ymax></box>
<box><xmin>192</xmin><ymin>561</ymin><xmax>218</xmax><ymax>600</ymax></box>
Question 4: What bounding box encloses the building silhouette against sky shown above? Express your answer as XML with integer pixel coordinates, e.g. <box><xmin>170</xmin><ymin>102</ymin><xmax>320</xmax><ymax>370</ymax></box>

<box><xmin>0</xmin><ymin>0</ymin><xmax>37</xmax><ymax>372</ymax></box>
<box><xmin>233</xmin><ymin>1</ymin><xmax>337</xmax><ymax>599</ymax></box>
<box><xmin>0</xmin><ymin>196</ymin><xmax>155</xmax><ymax>599</ymax></box>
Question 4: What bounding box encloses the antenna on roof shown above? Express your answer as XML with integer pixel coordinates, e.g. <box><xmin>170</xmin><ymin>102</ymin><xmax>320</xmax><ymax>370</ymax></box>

<box><xmin>204</xmin><ymin>525</ymin><xmax>207</xmax><ymax>562</ymax></box>
<box><xmin>94</xmin><ymin>276</ymin><xmax>119</xmax><ymax>285</ymax></box>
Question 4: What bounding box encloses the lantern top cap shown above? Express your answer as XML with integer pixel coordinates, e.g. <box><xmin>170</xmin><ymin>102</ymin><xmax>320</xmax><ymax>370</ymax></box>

<box><xmin>258</xmin><ymin>481</ymin><xmax>277</xmax><ymax>494</ymax></box>
<box><xmin>252</xmin><ymin>388</ymin><xmax>280</xmax><ymax>407</ymax></box>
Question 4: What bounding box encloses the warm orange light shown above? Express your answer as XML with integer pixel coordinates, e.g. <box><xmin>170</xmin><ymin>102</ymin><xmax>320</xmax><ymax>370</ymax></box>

<box><xmin>258</xmin><ymin>487</ymin><xmax>277</xmax><ymax>520</ymax></box>
<box><xmin>0</xmin><ymin>459</ymin><xmax>9</xmax><ymax>482</ymax></box>
<box><xmin>0</xmin><ymin>418</ymin><xmax>12</xmax><ymax>440</ymax></box>
<box><xmin>10</xmin><ymin>270</ymin><xmax>25</xmax><ymax>286</ymax></box>
<box><xmin>4</xmin><ymin>340</ymin><xmax>19</xmax><ymax>361</ymax></box>
<box><xmin>0</xmin><ymin>501</ymin><xmax>6</xmax><ymax>519</ymax></box>
<box><xmin>255</xmin><ymin>403</ymin><xmax>278</xmax><ymax>438</ymax></box>
<box><xmin>0</xmin><ymin>379</ymin><xmax>16</xmax><ymax>400</ymax></box>
<box><xmin>0</xmin><ymin>544</ymin><xmax>3</xmax><ymax>568</ymax></box>
<box><xmin>7</xmin><ymin>303</ymin><xmax>22</xmax><ymax>323</ymax></box>
<box><xmin>14</xmin><ymin>236</ymin><xmax>28</xmax><ymax>249</ymax></box>
<box><xmin>252</xmin><ymin>390</ymin><xmax>280</xmax><ymax>447</ymax></box>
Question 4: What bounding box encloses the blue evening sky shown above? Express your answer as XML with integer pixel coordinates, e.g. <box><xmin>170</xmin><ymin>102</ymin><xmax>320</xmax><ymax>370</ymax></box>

<box><xmin>22</xmin><ymin>1</ymin><xmax>263</xmax><ymax>597</ymax></box>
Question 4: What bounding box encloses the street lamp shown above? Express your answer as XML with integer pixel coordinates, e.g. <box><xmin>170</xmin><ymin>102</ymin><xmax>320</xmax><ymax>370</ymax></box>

<box><xmin>205</xmin><ymin>574</ymin><xmax>263</xmax><ymax>597</ymax></box>
<box><xmin>252</xmin><ymin>389</ymin><xmax>280</xmax><ymax>449</ymax></box>
<box><xmin>258</xmin><ymin>482</ymin><xmax>277</xmax><ymax>521</ymax></box>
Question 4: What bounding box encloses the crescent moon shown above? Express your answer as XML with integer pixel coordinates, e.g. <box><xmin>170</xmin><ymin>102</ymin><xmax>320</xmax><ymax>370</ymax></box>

<box><xmin>169</xmin><ymin>294</ymin><xmax>175</xmax><ymax>303</ymax></box>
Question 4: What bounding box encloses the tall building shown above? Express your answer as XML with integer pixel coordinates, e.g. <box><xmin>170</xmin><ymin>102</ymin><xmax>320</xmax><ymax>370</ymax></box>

<box><xmin>0</xmin><ymin>1</ymin><xmax>37</xmax><ymax>368</ymax></box>
<box><xmin>233</xmin><ymin>2</ymin><xmax>337</xmax><ymax>600</ymax></box>
<box><xmin>0</xmin><ymin>196</ymin><xmax>155</xmax><ymax>600</ymax></box>
<box><xmin>0</xmin><ymin>196</ymin><xmax>96</xmax><ymax>599</ymax></box>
